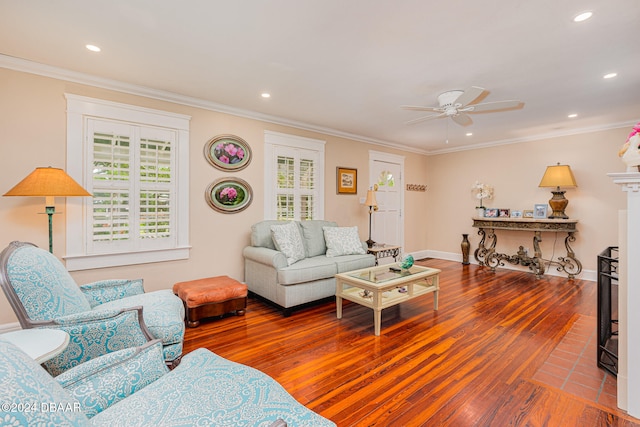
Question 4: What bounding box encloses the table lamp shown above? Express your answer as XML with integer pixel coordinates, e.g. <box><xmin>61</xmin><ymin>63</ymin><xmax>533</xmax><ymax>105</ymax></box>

<box><xmin>364</xmin><ymin>189</ymin><xmax>378</xmax><ymax>248</ymax></box>
<box><xmin>4</xmin><ymin>167</ymin><xmax>92</xmax><ymax>253</ymax></box>
<box><xmin>538</xmin><ymin>163</ymin><xmax>577</xmax><ymax>219</ymax></box>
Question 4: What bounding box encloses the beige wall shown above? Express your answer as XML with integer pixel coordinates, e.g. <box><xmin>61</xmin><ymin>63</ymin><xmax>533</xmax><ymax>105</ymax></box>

<box><xmin>426</xmin><ymin>127</ymin><xmax>628</xmax><ymax>274</ymax></box>
<box><xmin>0</xmin><ymin>68</ymin><xmax>431</xmax><ymax>324</ymax></box>
<box><xmin>0</xmin><ymin>67</ymin><xmax>629</xmax><ymax>325</ymax></box>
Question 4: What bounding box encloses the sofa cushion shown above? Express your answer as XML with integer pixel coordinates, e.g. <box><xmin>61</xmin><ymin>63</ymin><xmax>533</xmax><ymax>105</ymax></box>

<box><xmin>335</xmin><ymin>253</ymin><xmax>377</xmax><ymax>273</ymax></box>
<box><xmin>300</xmin><ymin>220</ymin><xmax>337</xmax><ymax>257</ymax></box>
<box><xmin>271</xmin><ymin>222</ymin><xmax>306</xmax><ymax>266</ymax></box>
<box><xmin>251</xmin><ymin>220</ymin><xmax>289</xmax><ymax>250</ymax></box>
<box><xmin>277</xmin><ymin>256</ymin><xmax>338</xmax><ymax>286</ymax></box>
<box><xmin>323</xmin><ymin>226</ymin><xmax>366</xmax><ymax>257</ymax></box>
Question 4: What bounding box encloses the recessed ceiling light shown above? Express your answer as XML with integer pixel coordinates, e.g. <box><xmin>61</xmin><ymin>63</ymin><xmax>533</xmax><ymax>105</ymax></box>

<box><xmin>568</xmin><ymin>113</ymin><xmax>578</xmax><ymax>118</ymax></box>
<box><xmin>261</xmin><ymin>93</ymin><xmax>271</xmax><ymax>98</ymax></box>
<box><xmin>85</xmin><ymin>44</ymin><xmax>101</xmax><ymax>52</ymax></box>
<box><xmin>573</xmin><ymin>11</ymin><xmax>593</xmax><ymax>22</ymax></box>
<box><xmin>603</xmin><ymin>72</ymin><xmax>617</xmax><ymax>79</ymax></box>
<box><xmin>465</xmin><ymin>132</ymin><xmax>473</xmax><ymax>136</ymax></box>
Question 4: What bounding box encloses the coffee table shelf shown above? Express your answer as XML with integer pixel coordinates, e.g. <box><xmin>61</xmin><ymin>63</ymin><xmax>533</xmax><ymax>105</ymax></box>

<box><xmin>335</xmin><ymin>264</ymin><xmax>441</xmax><ymax>336</ymax></box>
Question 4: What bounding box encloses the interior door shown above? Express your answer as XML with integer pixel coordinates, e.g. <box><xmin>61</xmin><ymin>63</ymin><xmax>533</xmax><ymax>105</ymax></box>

<box><xmin>369</xmin><ymin>153</ymin><xmax>404</xmax><ymax>253</ymax></box>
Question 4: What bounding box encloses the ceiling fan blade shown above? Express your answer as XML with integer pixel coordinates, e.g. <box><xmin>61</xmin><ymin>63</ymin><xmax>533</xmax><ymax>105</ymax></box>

<box><xmin>401</xmin><ymin>105</ymin><xmax>441</xmax><ymax>112</ymax></box>
<box><xmin>452</xmin><ymin>113</ymin><xmax>473</xmax><ymax>127</ymax></box>
<box><xmin>404</xmin><ymin>112</ymin><xmax>446</xmax><ymax>125</ymax></box>
<box><xmin>466</xmin><ymin>100</ymin><xmax>523</xmax><ymax>113</ymax></box>
<box><xmin>453</xmin><ymin>86</ymin><xmax>485</xmax><ymax>107</ymax></box>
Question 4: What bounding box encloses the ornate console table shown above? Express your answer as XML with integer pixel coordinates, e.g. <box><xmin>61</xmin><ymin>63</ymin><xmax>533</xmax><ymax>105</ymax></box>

<box><xmin>472</xmin><ymin>217</ymin><xmax>582</xmax><ymax>278</ymax></box>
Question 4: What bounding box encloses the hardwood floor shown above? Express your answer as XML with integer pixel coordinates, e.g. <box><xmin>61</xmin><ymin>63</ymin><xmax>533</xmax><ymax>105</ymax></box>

<box><xmin>183</xmin><ymin>259</ymin><xmax>638</xmax><ymax>426</ymax></box>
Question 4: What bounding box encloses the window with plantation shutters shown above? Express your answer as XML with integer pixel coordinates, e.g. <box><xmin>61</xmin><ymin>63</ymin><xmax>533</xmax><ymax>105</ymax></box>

<box><xmin>265</xmin><ymin>131</ymin><xmax>324</xmax><ymax>221</ymax></box>
<box><xmin>65</xmin><ymin>95</ymin><xmax>190</xmax><ymax>271</ymax></box>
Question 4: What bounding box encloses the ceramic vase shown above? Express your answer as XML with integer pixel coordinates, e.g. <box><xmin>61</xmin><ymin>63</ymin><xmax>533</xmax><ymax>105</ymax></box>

<box><xmin>461</xmin><ymin>234</ymin><xmax>471</xmax><ymax>265</ymax></box>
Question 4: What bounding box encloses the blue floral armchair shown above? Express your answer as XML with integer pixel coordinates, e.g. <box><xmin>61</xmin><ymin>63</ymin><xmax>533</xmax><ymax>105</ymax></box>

<box><xmin>0</xmin><ymin>337</ymin><xmax>335</xmax><ymax>426</ymax></box>
<box><xmin>0</xmin><ymin>241</ymin><xmax>185</xmax><ymax>375</ymax></box>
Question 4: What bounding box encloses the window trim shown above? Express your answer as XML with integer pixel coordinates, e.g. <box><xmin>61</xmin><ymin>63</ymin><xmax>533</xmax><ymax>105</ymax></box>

<box><xmin>264</xmin><ymin>131</ymin><xmax>325</xmax><ymax>220</ymax></box>
<box><xmin>64</xmin><ymin>94</ymin><xmax>191</xmax><ymax>271</ymax></box>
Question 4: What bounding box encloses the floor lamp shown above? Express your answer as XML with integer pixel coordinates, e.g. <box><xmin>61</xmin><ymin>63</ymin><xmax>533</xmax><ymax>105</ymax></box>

<box><xmin>364</xmin><ymin>189</ymin><xmax>378</xmax><ymax>248</ymax></box>
<box><xmin>3</xmin><ymin>167</ymin><xmax>92</xmax><ymax>253</ymax></box>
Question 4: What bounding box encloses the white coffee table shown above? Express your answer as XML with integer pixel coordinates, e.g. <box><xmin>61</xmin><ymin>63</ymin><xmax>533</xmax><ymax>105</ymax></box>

<box><xmin>335</xmin><ymin>264</ymin><xmax>441</xmax><ymax>336</ymax></box>
<box><xmin>1</xmin><ymin>329</ymin><xmax>70</xmax><ymax>364</ymax></box>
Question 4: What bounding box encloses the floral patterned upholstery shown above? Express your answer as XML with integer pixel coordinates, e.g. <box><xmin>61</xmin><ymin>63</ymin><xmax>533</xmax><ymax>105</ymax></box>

<box><xmin>56</xmin><ymin>340</ymin><xmax>168</xmax><ymax>418</ymax></box>
<box><xmin>0</xmin><ymin>337</ymin><xmax>336</xmax><ymax>427</ymax></box>
<box><xmin>0</xmin><ymin>242</ymin><xmax>185</xmax><ymax>375</ymax></box>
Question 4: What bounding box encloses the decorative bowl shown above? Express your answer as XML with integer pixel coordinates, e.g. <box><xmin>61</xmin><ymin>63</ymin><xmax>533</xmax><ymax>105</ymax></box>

<box><xmin>399</xmin><ymin>254</ymin><xmax>414</xmax><ymax>270</ymax></box>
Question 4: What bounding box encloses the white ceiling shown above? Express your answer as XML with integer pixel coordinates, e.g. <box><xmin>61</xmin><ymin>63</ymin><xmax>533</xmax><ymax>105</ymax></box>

<box><xmin>1</xmin><ymin>0</ymin><xmax>639</xmax><ymax>154</ymax></box>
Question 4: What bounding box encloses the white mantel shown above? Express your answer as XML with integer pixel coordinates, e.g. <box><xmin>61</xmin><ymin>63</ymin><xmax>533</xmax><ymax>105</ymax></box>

<box><xmin>608</xmin><ymin>172</ymin><xmax>640</xmax><ymax>417</ymax></box>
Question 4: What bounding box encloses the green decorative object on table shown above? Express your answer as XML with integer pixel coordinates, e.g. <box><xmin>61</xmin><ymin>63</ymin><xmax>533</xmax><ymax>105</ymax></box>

<box><xmin>399</xmin><ymin>254</ymin><xmax>414</xmax><ymax>270</ymax></box>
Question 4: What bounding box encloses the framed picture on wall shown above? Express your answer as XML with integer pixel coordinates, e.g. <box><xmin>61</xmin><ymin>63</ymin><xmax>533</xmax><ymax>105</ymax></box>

<box><xmin>337</xmin><ymin>167</ymin><xmax>357</xmax><ymax>194</ymax></box>
<box><xmin>534</xmin><ymin>204</ymin><xmax>548</xmax><ymax>219</ymax></box>
<box><xmin>204</xmin><ymin>134</ymin><xmax>252</xmax><ymax>171</ymax></box>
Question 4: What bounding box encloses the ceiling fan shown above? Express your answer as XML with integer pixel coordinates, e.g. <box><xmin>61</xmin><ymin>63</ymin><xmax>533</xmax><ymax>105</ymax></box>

<box><xmin>401</xmin><ymin>86</ymin><xmax>523</xmax><ymax>127</ymax></box>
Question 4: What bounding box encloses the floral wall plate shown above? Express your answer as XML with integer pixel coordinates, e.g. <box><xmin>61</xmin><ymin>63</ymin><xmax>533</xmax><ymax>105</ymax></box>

<box><xmin>205</xmin><ymin>177</ymin><xmax>253</xmax><ymax>213</ymax></box>
<box><xmin>204</xmin><ymin>134</ymin><xmax>252</xmax><ymax>171</ymax></box>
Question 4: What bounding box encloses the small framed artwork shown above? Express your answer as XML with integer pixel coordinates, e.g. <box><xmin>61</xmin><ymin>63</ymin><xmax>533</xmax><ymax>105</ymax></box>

<box><xmin>498</xmin><ymin>208</ymin><xmax>510</xmax><ymax>218</ymax></box>
<box><xmin>510</xmin><ymin>210</ymin><xmax>523</xmax><ymax>218</ymax></box>
<box><xmin>337</xmin><ymin>167</ymin><xmax>357</xmax><ymax>194</ymax></box>
<box><xmin>523</xmin><ymin>210</ymin><xmax>534</xmax><ymax>218</ymax></box>
<box><xmin>485</xmin><ymin>208</ymin><xmax>499</xmax><ymax>218</ymax></box>
<box><xmin>534</xmin><ymin>204</ymin><xmax>548</xmax><ymax>219</ymax></box>
<box><xmin>204</xmin><ymin>134</ymin><xmax>252</xmax><ymax>171</ymax></box>
<box><xmin>205</xmin><ymin>177</ymin><xmax>253</xmax><ymax>213</ymax></box>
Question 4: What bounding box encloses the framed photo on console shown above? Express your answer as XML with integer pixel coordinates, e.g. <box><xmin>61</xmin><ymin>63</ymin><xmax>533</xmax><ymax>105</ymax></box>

<box><xmin>534</xmin><ymin>204</ymin><xmax>548</xmax><ymax>219</ymax></box>
<box><xmin>485</xmin><ymin>208</ymin><xmax>498</xmax><ymax>218</ymax></box>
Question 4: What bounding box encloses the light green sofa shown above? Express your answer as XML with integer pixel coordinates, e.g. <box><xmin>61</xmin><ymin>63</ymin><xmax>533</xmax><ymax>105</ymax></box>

<box><xmin>243</xmin><ymin>220</ymin><xmax>375</xmax><ymax>316</ymax></box>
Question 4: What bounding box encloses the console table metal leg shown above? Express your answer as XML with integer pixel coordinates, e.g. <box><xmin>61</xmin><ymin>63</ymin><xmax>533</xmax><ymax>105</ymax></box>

<box><xmin>557</xmin><ymin>232</ymin><xmax>582</xmax><ymax>278</ymax></box>
<box><xmin>531</xmin><ymin>231</ymin><xmax>545</xmax><ymax>278</ymax></box>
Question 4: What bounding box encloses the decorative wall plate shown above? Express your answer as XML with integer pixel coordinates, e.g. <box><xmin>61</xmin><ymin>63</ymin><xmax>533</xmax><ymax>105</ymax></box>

<box><xmin>204</xmin><ymin>134</ymin><xmax>252</xmax><ymax>171</ymax></box>
<box><xmin>205</xmin><ymin>177</ymin><xmax>253</xmax><ymax>213</ymax></box>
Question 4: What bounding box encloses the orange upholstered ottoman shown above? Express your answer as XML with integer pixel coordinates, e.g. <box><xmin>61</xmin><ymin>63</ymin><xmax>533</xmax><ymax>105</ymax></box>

<box><xmin>172</xmin><ymin>276</ymin><xmax>247</xmax><ymax>327</ymax></box>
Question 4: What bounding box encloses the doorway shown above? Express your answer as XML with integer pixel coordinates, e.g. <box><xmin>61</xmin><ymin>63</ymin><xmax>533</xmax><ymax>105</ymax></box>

<box><xmin>369</xmin><ymin>151</ymin><xmax>404</xmax><ymax>256</ymax></box>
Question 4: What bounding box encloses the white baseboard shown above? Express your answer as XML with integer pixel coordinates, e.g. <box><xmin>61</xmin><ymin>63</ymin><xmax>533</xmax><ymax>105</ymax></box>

<box><xmin>0</xmin><ymin>322</ymin><xmax>22</xmax><ymax>333</ymax></box>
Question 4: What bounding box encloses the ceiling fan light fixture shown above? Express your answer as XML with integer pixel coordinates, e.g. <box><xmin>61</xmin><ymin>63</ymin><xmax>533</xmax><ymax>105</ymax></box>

<box><xmin>401</xmin><ymin>86</ymin><xmax>523</xmax><ymax>128</ymax></box>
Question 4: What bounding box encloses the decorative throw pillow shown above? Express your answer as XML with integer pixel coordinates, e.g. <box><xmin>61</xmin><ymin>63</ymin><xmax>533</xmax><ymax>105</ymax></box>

<box><xmin>323</xmin><ymin>226</ymin><xmax>366</xmax><ymax>257</ymax></box>
<box><xmin>271</xmin><ymin>222</ymin><xmax>306</xmax><ymax>265</ymax></box>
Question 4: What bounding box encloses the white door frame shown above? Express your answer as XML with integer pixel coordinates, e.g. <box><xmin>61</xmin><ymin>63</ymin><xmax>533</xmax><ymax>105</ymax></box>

<box><xmin>369</xmin><ymin>150</ymin><xmax>405</xmax><ymax>250</ymax></box>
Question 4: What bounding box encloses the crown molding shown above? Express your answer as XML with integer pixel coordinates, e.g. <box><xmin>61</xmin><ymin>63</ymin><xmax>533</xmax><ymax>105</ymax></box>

<box><xmin>1</xmin><ymin>54</ymin><xmax>629</xmax><ymax>157</ymax></box>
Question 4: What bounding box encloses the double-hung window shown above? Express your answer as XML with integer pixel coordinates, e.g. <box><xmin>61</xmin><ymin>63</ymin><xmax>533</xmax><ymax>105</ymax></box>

<box><xmin>65</xmin><ymin>95</ymin><xmax>190</xmax><ymax>270</ymax></box>
<box><xmin>264</xmin><ymin>131</ymin><xmax>325</xmax><ymax>220</ymax></box>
